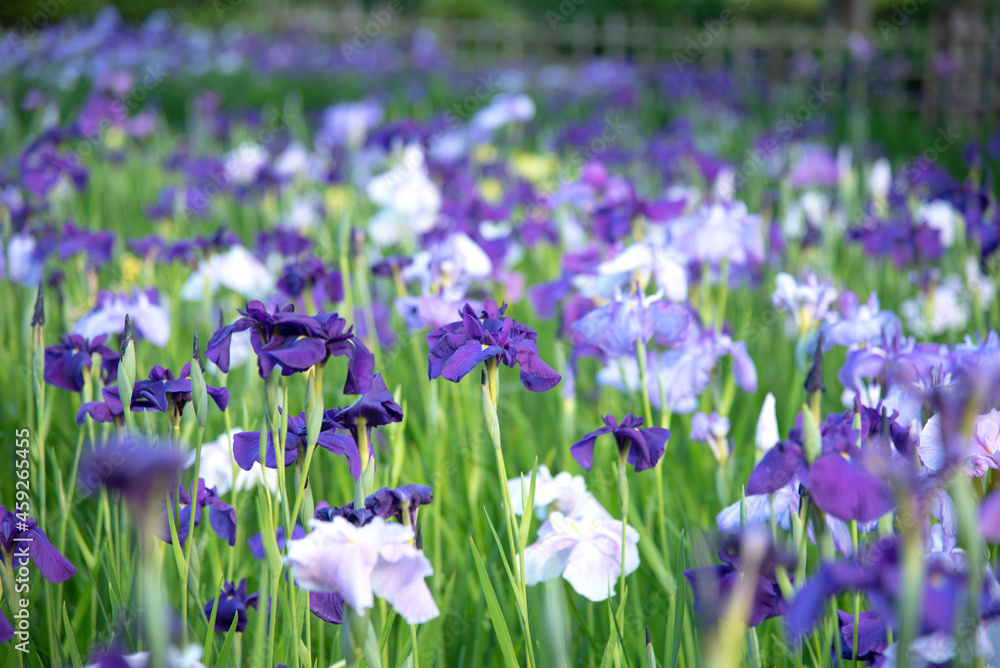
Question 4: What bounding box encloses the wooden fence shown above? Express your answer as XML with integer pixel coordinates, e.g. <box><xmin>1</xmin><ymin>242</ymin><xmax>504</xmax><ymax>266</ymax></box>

<box><xmin>269</xmin><ymin>6</ymin><xmax>999</xmax><ymax>125</ymax></box>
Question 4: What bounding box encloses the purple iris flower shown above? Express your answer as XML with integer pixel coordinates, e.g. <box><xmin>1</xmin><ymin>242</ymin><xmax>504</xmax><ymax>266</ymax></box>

<box><xmin>128</xmin><ymin>234</ymin><xmax>168</xmax><ymax>260</ymax></box>
<box><xmin>44</xmin><ymin>333</ymin><xmax>119</xmax><ymax>392</ymax></box>
<box><xmin>571</xmin><ymin>413</ymin><xmax>670</xmax><ymax>472</ymax></box>
<box><xmin>245</xmin><ymin>525</ymin><xmax>345</xmax><ymax>625</ymax></box>
<box><xmin>204</xmin><ymin>579</ymin><xmax>258</xmax><ymax>632</ymax></box>
<box><xmin>684</xmin><ymin>535</ymin><xmax>793</xmax><ymax>628</ymax></box>
<box><xmin>72</xmin><ymin>287</ymin><xmax>171</xmax><ymax>348</ymax></box>
<box><xmin>824</xmin><ymin>290</ymin><xmax>901</xmax><ymax>349</ymax></box>
<box><xmin>0</xmin><ymin>506</ymin><xmax>76</xmax><ymax>583</ymax></box>
<box><xmin>207</xmin><ymin>301</ymin><xmax>374</xmax><ymax>393</ymax></box>
<box><xmin>77</xmin><ymin>364</ymin><xmax>230</xmax><ymax>424</ymax></box>
<box><xmin>572</xmin><ymin>288</ymin><xmax>691</xmax><ymax>358</ymax></box>
<box><xmin>275</xmin><ymin>256</ymin><xmax>343</xmax><ymax>307</ymax></box>
<box><xmin>0</xmin><ymin>610</ymin><xmax>11</xmax><ymax>644</ymax></box>
<box><xmin>247</xmin><ymin>525</ymin><xmax>305</xmax><ymax>559</ymax></box>
<box><xmin>78</xmin><ymin>439</ymin><xmax>185</xmax><ymax>512</ymax></box>
<box><xmin>257</xmin><ymin>228</ymin><xmax>313</xmax><ymax>258</ymax></box>
<box><xmin>785</xmin><ymin>537</ymin><xmax>972</xmax><ymax>642</ymax></box>
<box><xmin>835</xmin><ymin>610</ymin><xmax>888</xmax><ymax>666</ymax></box>
<box><xmin>788</xmin><ymin>146</ymin><xmax>839</xmax><ymax>189</ymax></box>
<box><xmin>746</xmin><ymin>410</ymin><xmax>896</xmax><ymax>524</ymax></box>
<box><xmin>58</xmin><ymin>222</ymin><xmax>115</xmax><ymax>269</ymax></box>
<box><xmin>316</xmin><ymin>484</ymin><xmax>433</xmax><ymax>528</ymax></box>
<box><xmin>20</xmin><ymin>133</ymin><xmax>88</xmax><ymax>198</ymax></box>
<box><xmin>232</xmin><ymin>412</ymin><xmax>361</xmax><ymax>479</ymax></box>
<box><xmin>427</xmin><ymin>299</ymin><xmax>561</xmax><ymax>392</ymax></box>
<box><xmin>156</xmin><ymin>478</ymin><xmax>237</xmax><ymax>547</ymax></box>
<box><xmin>327</xmin><ymin>372</ymin><xmax>403</xmax><ymax>452</ymax></box>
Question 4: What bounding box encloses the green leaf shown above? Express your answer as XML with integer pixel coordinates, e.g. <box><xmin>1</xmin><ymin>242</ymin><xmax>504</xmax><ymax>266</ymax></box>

<box><xmin>204</xmin><ymin>577</ymin><xmax>225</xmax><ymax>659</ymax></box>
<box><xmin>215</xmin><ymin>616</ymin><xmax>240</xmax><ymax>667</ymax></box>
<box><xmin>669</xmin><ymin>530</ymin><xmax>686</xmax><ymax>668</ymax></box>
<box><xmin>517</xmin><ymin>460</ymin><xmax>538</xmax><ymax>554</ymax></box>
<box><xmin>608</xmin><ymin>588</ymin><xmax>633</xmax><ymax>668</ymax></box>
<box><xmin>62</xmin><ymin>603</ymin><xmax>83</xmax><ymax>668</ymax></box>
<box><xmin>379</xmin><ymin>608</ymin><xmax>399</xmax><ymax>654</ymax></box>
<box><xmin>469</xmin><ymin>535</ymin><xmax>519</xmax><ymax>668</ymax></box>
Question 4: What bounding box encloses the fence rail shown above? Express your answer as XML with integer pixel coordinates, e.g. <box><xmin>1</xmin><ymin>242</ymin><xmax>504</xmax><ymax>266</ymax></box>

<box><xmin>267</xmin><ymin>7</ymin><xmax>999</xmax><ymax>124</ymax></box>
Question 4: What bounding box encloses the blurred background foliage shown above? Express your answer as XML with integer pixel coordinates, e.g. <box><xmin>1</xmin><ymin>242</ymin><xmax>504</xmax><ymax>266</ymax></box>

<box><xmin>0</xmin><ymin>0</ymin><xmax>940</xmax><ymax>30</ymax></box>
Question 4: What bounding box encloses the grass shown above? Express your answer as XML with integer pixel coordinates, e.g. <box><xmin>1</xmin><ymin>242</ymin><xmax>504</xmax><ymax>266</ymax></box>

<box><xmin>0</xmin><ymin>51</ymin><xmax>997</xmax><ymax>668</ymax></box>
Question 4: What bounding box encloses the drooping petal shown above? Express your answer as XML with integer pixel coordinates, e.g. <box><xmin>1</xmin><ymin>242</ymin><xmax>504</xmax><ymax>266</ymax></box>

<box><xmin>206</xmin><ymin>494</ymin><xmax>238</xmax><ymax>546</ymax></box>
<box><xmin>745</xmin><ymin>441</ymin><xmax>804</xmax><ymax>495</ymax></box>
<box><xmin>623</xmin><ymin>426</ymin><xmax>670</xmax><ymax>471</ymax></box>
<box><xmin>76</xmin><ymin>401</ymin><xmax>118</xmax><ymax>425</ymax></box>
<box><xmin>569</xmin><ymin>426</ymin><xmax>613</xmax><ymax>471</ymax></box>
<box><xmin>441</xmin><ymin>340</ymin><xmax>502</xmax><ymax>383</ymax></box>
<box><xmin>316</xmin><ymin>432</ymin><xmax>363</xmax><ymax>480</ymax></box>
<box><xmin>729</xmin><ymin>340</ymin><xmax>758</xmax><ymax>393</ymax></box>
<box><xmin>523</xmin><ymin>534</ymin><xmax>577</xmax><ymax>586</ymax></box>
<box><xmin>0</xmin><ymin>609</ymin><xmax>13</xmax><ymax>644</ymax></box>
<box><xmin>27</xmin><ymin>526</ymin><xmax>77</xmax><ymax>583</ymax></box>
<box><xmin>370</xmin><ymin>543</ymin><xmax>438</xmax><ymax>624</ymax></box>
<box><xmin>309</xmin><ymin>592</ymin><xmax>345</xmax><ymax>624</ymax></box>
<box><xmin>285</xmin><ymin>519</ymin><xmax>380</xmax><ymax>611</ymax></box>
<box><xmin>327</xmin><ymin>336</ymin><xmax>376</xmax><ymax>395</ymax></box>
<box><xmin>806</xmin><ymin>453</ymin><xmax>895</xmax><ymax>523</ymax></box>
<box><xmin>562</xmin><ymin>541</ymin><xmax>622</xmax><ymax>602</ymax></box>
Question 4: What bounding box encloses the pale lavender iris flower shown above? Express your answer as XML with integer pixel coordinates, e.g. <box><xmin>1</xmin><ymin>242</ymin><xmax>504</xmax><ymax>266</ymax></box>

<box><xmin>285</xmin><ymin>517</ymin><xmax>439</xmax><ymax>625</ymax></box>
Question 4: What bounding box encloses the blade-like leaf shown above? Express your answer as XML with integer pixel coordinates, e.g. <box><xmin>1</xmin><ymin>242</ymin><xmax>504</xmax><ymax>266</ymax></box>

<box><xmin>469</xmin><ymin>535</ymin><xmax>520</xmax><ymax>668</ymax></box>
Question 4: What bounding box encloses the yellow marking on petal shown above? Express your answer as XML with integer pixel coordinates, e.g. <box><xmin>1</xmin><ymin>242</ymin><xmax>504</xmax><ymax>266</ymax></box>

<box><xmin>121</xmin><ymin>254</ymin><xmax>142</xmax><ymax>284</ymax></box>
<box><xmin>479</xmin><ymin>177</ymin><xmax>503</xmax><ymax>203</ymax></box>
<box><xmin>472</xmin><ymin>143</ymin><xmax>497</xmax><ymax>164</ymax></box>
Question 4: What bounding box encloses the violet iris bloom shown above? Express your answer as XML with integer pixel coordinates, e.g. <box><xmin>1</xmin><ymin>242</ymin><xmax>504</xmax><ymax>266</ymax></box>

<box><xmin>78</xmin><ymin>440</ymin><xmax>184</xmax><ymax>511</ymax></box>
<box><xmin>207</xmin><ymin>301</ymin><xmax>374</xmax><ymax>393</ymax></box>
<box><xmin>247</xmin><ymin>525</ymin><xmax>305</xmax><ymax>560</ymax></box>
<box><xmin>245</xmin><ymin>524</ymin><xmax>345</xmax><ymax>624</ymax></box>
<box><xmin>572</xmin><ymin>288</ymin><xmax>693</xmax><ymax>358</ymax></box>
<box><xmin>232</xmin><ymin>412</ymin><xmax>361</xmax><ymax>479</ymax></box>
<box><xmin>0</xmin><ymin>506</ymin><xmax>76</xmax><ymax>583</ymax></box>
<box><xmin>77</xmin><ymin>364</ymin><xmax>230</xmax><ymax>424</ymax></box>
<box><xmin>825</xmin><ymin>290</ymin><xmax>901</xmax><ymax>349</ymax></box>
<box><xmin>684</xmin><ymin>536</ymin><xmax>792</xmax><ymax>628</ymax></box>
<box><xmin>44</xmin><ymin>333</ymin><xmax>119</xmax><ymax>392</ymax></box>
<box><xmin>73</xmin><ymin>287</ymin><xmax>171</xmax><ymax>348</ymax></box>
<box><xmin>205</xmin><ymin>579</ymin><xmax>258</xmax><ymax>632</ymax></box>
<box><xmin>285</xmin><ymin>517</ymin><xmax>439</xmax><ymax>625</ymax></box>
<box><xmin>328</xmin><ymin>372</ymin><xmax>403</xmax><ymax>437</ymax></box>
<box><xmin>157</xmin><ymin>478</ymin><xmax>237</xmax><ymax>547</ymax></box>
<box><xmin>59</xmin><ymin>222</ymin><xmax>115</xmax><ymax>269</ymax></box>
<box><xmin>785</xmin><ymin>537</ymin><xmax>973</xmax><ymax>642</ymax></box>
<box><xmin>316</xmin><ymin>484</ymin><xmax>433</xmax><ymax>528</ymax></box>
<box><xmin>746</xmin><ymin>412</ymin><xmax>896</xmax><ymax>524</ymax></box>
<box><xmin>835</xmin><ymin>611</ymin><xmax>888</xmax><ymax>666</ymax></box>
<box><xmin>427</xmin><ymin>299</ymin><xmax>561</xmax><ymax>392</ymax></box>
<box><xmin>0</xmin><ymin>611</ymin><xmax>11</xmax><ymax>644</ymax></box>
<box><xmin>571</xmin><ymin>413</ymin><xmax>670</xmax><ymax>472</ymax></box>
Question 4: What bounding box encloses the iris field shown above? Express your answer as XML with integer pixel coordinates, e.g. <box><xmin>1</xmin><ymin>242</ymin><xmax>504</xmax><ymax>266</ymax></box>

<box><xmin>2</xmin><ymin>9</ymin><xmax>1000</xmax><ymax>668</ymax></box>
